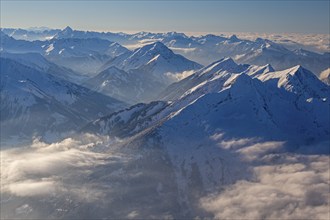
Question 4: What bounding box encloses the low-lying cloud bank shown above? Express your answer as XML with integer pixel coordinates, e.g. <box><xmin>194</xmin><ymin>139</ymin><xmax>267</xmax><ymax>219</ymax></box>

<box><xmin>200</xmin><ymin>153</ymin><xmax>329</xmax><ymax>219</ymax></box>
<box><xmin>219</xmin><ymin>32</ymin><xmax>330</xmax><ymax>53</ymax></box>
<box><xmin>165</xmin><ymin>70</ymin><xmax>195</xmax><ymax>82</ymax></box>
<box><xmin>1</xmin><ymin>134</ymin><xmax>128</xmax><ymax>218</ymax></box>
<box><xmin>202</xmin><ymin>133</ymin><xmax>329</xmax><ymax>219</ymax></box>
<box><xmin>1</xmin><ymin>133</ymin><xmax>329</xmax><ymax>219</ymax></box>
<box><xmin>124</xmin><ymin>32</ymin><xmax>329</xmax><ymax>54</ymax></box>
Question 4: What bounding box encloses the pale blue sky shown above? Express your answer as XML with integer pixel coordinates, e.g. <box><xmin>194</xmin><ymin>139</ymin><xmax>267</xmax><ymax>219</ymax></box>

<box><xmin>1</xmin><ymin>0</ymin><xmax>329</xmax><ymax>34</ymax></box>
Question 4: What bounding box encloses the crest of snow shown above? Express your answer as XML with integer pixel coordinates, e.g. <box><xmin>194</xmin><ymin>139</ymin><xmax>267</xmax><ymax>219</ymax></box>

<box><xmin>257</xmin><ymin>65</ymin><xmax>329</xmax><ymax>97</ymax></box>
<box><xmin>45</xmin><ymin>44</ymin><xmax>54</xmax><ymax>54</ymax></box>
<box><xmin>243</xmin><ymin>64</ymin><xmax>275</xmax><ymax>77</ymax></box>
<box><xmin>201</xmin><ymin>58</ymin><xmax>239</xmax><ymax>74</ymax></box>
<box><xmin>319</xmin><ymin>68</ymin><xmax>330</xmax><ymax>85</ymax></box>
<box><xmin>146</xmin><ymin>53</ymin><xmax>161</xmax><ymax>64</ymax></box>
<box><xmin>58</xmin><ymin>49</ymin><xmax>65</xmax><ymax>54</ymax></box>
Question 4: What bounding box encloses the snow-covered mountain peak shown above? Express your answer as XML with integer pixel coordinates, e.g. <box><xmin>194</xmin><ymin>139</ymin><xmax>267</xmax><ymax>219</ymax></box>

<box><xmin>251</xmin><ymin>37</ymin><xmax>287</xmax><ymax>51</ymax></box>
<box><xmin>158</xmin><ymin>58</ymin><xmax>246</xmax><ymax>101</ymax></box>
<box><xmin>151</xmin><ymin>41</ymin><xmax>171</xmax><ymax>51</ymax></box>
<box><xmin>256</xmin><ymin>63</ymin><xmax>275</xmax><ymax>73</ymax></box>
<box><xmin>244</xmin><ymin>63</ymin><xmax>275</xmax><ymax>77</ymax></box>
<box><xmin>255</xmin><ymin>37</ymin><xmax>265</xmax><ymax>43</ymax></box>
<box><xmin>258</xmin><ymin>65</ymin><xmax>302</xmax><ymax>81</ymax></box>
<box><xmin>229</xmin><ymin>34</ymin><xmax>240</xmax><ymax>42</ymax></box>
<box><xmin>223</xmin><ymin>72</ymin><xmax>254</xmax><ymax>89</ymax></box>
<box><xmin>51</xmin><ymin>37</ymin><xmax>128</xmax><ymax>55</ymax></box>
<box><xmin>264</xmin><ymin>63</ymin><xmax>275</xmax><ymax>71</ymax></box>
<box><xmin>142</xmin><ymin>41</ymin><xmax>172</xmax><ymax>56</ymax></box>
<box><xmin>213</xmin><ymin>57</ymin><xmax>236</xmax><ymax>65</ymax></box>
<box><xmin>204</xmin><ymin>34</ymin><xmax>225</xmax><ymax>40</ymax></box>
<box><xmin>287</xmin><ymin>65</ymin><xmax>304</xmax><ymax>75</ymax></box>
<box><xmin>198</xmin><ymin>34</ymin><xmax>227</xmax><ymax>44</ymax></box>
<box><xmin>201</xmin><ymin>57</ymin><xmax>240</xmax><ymax>75</ymax></box>
<box><xmin>63</xmin><ymin>26</ymin><xmax>73</xmax><ymax>33</ymax></box>
<box><xmin>255</xmin><ymin>37</ymin><xmax>272</xmax><ymax>44</ymax></box>
<box><xmin>126</xmin><ymin>41</ymin><xmax>173</xmax><ymax>61</ymax></box>
<box><xmin>264</xmin><ymin>65</ymin><xmax>310</xmax><ymax>79</ymax></box>
<box><xmin>163</xmin><ymin>31</ymin><xmax>188</xmax><ymax>38</ymax></box>
<box><xmin>132</xmin><ymin>31</ymin><xmax>153</xmax><ymax>39</ymax></box>
<box><xmin>257</xmin><ymin>64</ymin><xmax>329</xmax><ymax>99</ymax></box>
<box><xmin>101</xmin><ymin>41</ymin><xmax>202</xmax><ymax>75</ymax></box>
<box><xmin>40</xmin><ymin>37</ymin><xmax>129</xmax><ymax>75</ymax></box>
<box><xmin>52</xmin><ymin>26</ymin><xmax>74</xmax><ymax>39</ymax></box>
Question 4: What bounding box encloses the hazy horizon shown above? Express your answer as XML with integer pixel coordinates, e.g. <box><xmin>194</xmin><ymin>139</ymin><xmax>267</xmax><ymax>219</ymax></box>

<box><xmin>1</xmin><ymin>0</ymin><xmax>329</xmax><ymax>34</ymax></box>
<box><xmin>3</xmin><ymin>25</ymin><xmax>330</xmax><ymax>37</ymax></box>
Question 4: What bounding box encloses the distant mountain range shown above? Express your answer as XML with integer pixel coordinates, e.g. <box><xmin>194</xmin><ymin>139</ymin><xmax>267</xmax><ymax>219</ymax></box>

<box><xmin>2</xmin><ymin>27</ymin><xmax>329</xmax><ymax>76</ymax></box>
<box><xmin>1</xmin><ymin>32</ymin><xmax>129</xmax><ymax>75</ymax></box>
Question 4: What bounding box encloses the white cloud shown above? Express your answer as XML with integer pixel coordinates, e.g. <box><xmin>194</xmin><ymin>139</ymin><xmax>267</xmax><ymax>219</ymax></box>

<box><xmin>237</xmin><ymin>141</ymin><xmax>285</xmax><ymax>161</ymax></box>
<box><xmin>1</xmin><ymin>133</ymin><xmax>328</xmax><ymax>219</ymax></box>
<box><xmin>200</xmin><ymin>154</ymin><xmax>330</xmax><ymax>220</ymax></box>
<box><xmin>0</xmin><ymin>134</ymin><xmax>120</xmax><ymax>199</ymax></box>
<box><xmin>219</xmin><ymin>32</ymin><xmax>330</xmax><ymax>53</ymax></box>
<box><xmin>123</xmin><ymin>39</ymin><xmax>161</xmax><ymax>50</ymax></box>
<box><xmin>127</xmin><ymin>210</ymin><xmax>139</xmax><ymax>219</ymax></box>
<box><xmin>165</xmin><ymin>70</ymin><xmax>195</xmax><ymax>82</ymax></box>
<box><xmin>8</xmin><ymin>179</ymin><xmax>57</xmax><ymax>197</ymax></box>
<box><xmin>15</xmin><ymin>204</ymin><xmax>33</xmax><ymax>215</ymax></box>
<box><xmin>218</xmin><ymin>137</ymin><xmax>257</xmax><ymax>150</ymax></box>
